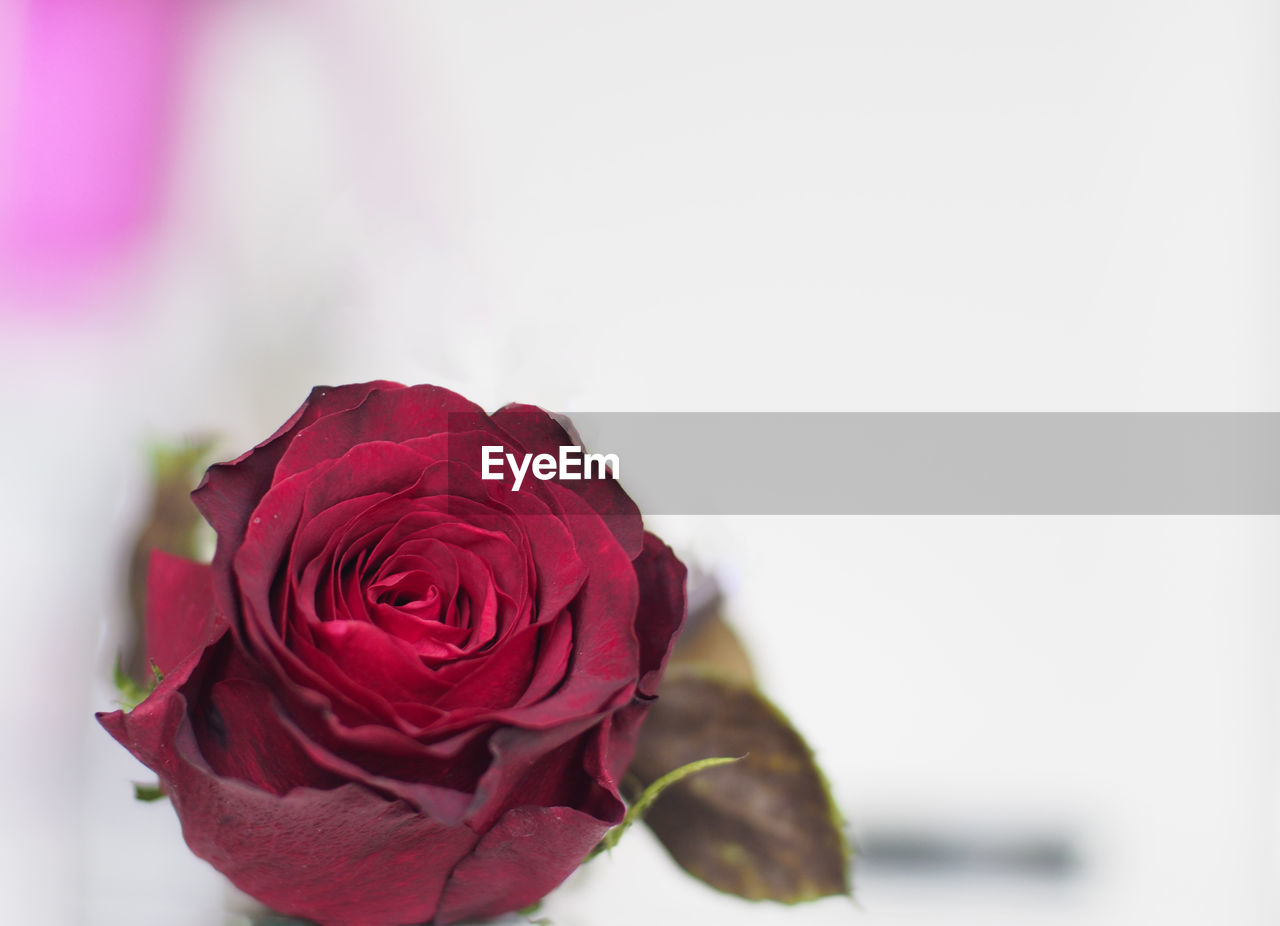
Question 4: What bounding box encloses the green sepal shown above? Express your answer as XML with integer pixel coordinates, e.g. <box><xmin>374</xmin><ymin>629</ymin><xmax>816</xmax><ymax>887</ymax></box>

<box><xmin>113</xmin><ymin>656</ymin><xmax>156</xmax><ymax>711</ymax></box>
<box><xmin>133</xmin><ymin>782</ymin><xmax>166</xmax><ymax>802</ymax></box>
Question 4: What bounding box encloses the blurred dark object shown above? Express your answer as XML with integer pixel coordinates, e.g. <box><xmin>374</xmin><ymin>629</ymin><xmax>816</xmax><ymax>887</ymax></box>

<box><xmin>859</xmin><ymin>824</ymin><xmax>1081</xmax><ymax>880</ymax></box>
<box><xmin>122</xmin><ymin>438</ymin><xmax>211</xmax><ymax>682</ymax></box>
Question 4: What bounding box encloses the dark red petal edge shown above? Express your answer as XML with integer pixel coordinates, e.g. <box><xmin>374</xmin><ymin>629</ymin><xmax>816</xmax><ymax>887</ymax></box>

<box><xmin>631</xmin><ymin>532</ymin><xmax>688</xmax><ymax>698</ymax></box>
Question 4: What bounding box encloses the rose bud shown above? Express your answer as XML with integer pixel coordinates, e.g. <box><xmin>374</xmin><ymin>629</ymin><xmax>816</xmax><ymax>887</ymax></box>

<box><xmin>98</xmin><ymin>383</ymin><xmax>686</xmax><ymax>926</ymax></box>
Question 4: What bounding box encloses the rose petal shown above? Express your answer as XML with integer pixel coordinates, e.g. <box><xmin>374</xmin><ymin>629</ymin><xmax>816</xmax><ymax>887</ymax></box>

<box><xmin>477</xmin><ymin>482</ymin><xmax>639</xmax><ymax>730</ymax></box>
<box><xmin>196</xmin><ymin>674</ymin><xmax>347</xmax><ymax>795</ymax></box>
<box><xmin>193</xmin><ymin>652</ymin><xmax>475</xmax><ymax>821</ymax></box>
<box><xmin>109</xmin><ymin>686</ymin><xmax>476</xmax><ymax>926</ymax></box>
<box><xmin>631</xmin><ymin>532</ymin><xmax>688</xmax><ymax>698</ymax></box>
<box><xmin>435</xmin><ymin>805</ymin><xmax>610</xmax><ymax>925</ymax></box>
<box><xmin>272</xmin><ymin>385</ymin><xmax>482</xmax><ymax>487</ymax></box>
<box><xmin>144</xmin><ymin>551</ymin><xmax>223</xmax><ymax>677</ymax></box>
<box><xmin>312</xmin><ymin>619</ymin><xmax>452</xmax><ymax>703</ymax></box>
<box><xmin>490</xmin><ymin>403</ymin><xmax>644</xmax><ymax>558</ymax></box>
<box><xmin>468</xmin><ymin>716</ymin><xmax>624</xmax><ymax>830</ymax></box>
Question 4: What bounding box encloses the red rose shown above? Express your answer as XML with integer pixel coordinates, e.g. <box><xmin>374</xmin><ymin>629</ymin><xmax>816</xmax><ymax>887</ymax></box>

<box><xmin>98</xmin><ymin>383</ymin><xmax>686</xmax><ymax>926</ymax></box>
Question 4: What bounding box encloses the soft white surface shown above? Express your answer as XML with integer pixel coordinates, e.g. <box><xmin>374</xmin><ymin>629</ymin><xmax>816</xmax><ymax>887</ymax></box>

<box><xmin>1</xmin><ymin>2</ymin><xmax>1276</xmax><ymax>924</ymax></box>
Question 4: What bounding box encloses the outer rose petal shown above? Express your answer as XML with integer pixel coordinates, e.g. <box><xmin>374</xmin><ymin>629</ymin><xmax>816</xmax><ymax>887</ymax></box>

<box><xmin>192</xmin><ymin>382</ymin><xmax>398</xmax><ymax>544</ymax></box>
<box><xmin>143</xmin><ymin>551</ymin><xmax>223</xmax><ymax>677</ymax></box>
<box><xmin>631</xmin><ymin>532</ymin><xmax>688</xmax><ymax>698</ymax></box>
<box><xmin>435</xmin><ymin>805</ymin><xmax>609</xmax><ymax>925</ymax></box>
<box><xmin>271</xmin><ymin>385</ymin><xmax>483</xmax><ymax>486</ymax></box>
<box><xmin>600</xmin><ymin>698</ymin><xmax>651</xmax><ymax>784</ymax></box>
<box><xmin>490</xmin><ymin>404</ymin><xmax>643</xmax><ymax>558</ymax></box>
<box><xmin>99</xmin><ymin>651</ymin><xmax>478</xmax><ymax>926</ymax></box>
<box><xmin>182</xmin><ymin>776</ymin><xmax>476</xmax><ymax>926</ymax></box>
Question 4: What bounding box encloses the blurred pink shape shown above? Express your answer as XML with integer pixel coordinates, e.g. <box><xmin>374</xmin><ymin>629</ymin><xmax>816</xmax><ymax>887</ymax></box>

<box><xmin>0</xmin><ymin>0</ymin><xmax>195</xmax><ymax>303</ymax></box>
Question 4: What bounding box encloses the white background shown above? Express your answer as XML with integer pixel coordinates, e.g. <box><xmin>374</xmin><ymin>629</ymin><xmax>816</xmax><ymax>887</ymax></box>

<box><xmin>0</xmin><ymin>2</ymin><xmax>1276</xmax><ymax>924</ymax></box>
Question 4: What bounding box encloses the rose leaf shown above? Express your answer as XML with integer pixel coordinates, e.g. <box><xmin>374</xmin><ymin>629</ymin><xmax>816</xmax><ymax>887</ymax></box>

<box><xmin>626</xmin><ymin>668</ymin><xmax>853</xmax><ymax>904</ymax></box>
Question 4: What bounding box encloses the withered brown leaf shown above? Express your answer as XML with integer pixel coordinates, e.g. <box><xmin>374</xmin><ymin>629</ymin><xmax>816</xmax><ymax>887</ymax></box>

<box><xmin>628</xmin><ymin>667</ymin><xmax>852</xmax><ymax>903</ymax></box>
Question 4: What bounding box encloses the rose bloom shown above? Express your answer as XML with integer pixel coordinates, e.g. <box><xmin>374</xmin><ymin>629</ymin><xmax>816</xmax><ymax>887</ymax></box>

<box><xmin>99</xmin><ymin>383</ymin><xmax>686</xmax><ymax>926</ymax></box>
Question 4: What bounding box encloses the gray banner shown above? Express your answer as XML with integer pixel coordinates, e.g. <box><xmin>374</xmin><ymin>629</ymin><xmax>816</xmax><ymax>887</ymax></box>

<box><xmin>550</xmin><ymin>413</ymin><xmax>1280</xmax><ymax>514</ymax></box>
